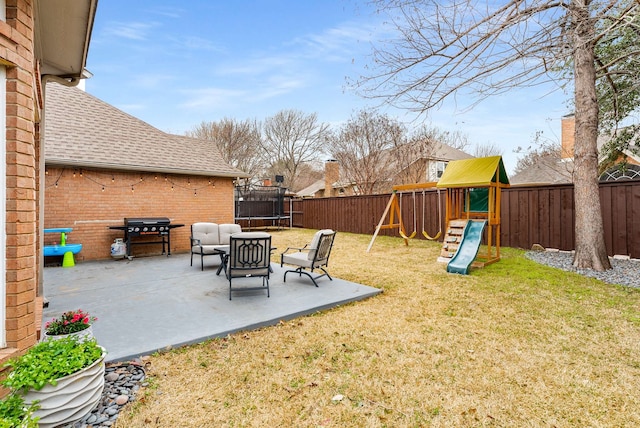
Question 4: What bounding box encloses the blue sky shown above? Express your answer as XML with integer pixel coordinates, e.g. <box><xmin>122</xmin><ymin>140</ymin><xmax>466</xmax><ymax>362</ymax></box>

<box><xmin>84</xmin><ymin>0</ymin><xmax>571</xmax><ymax>174</ymax></box>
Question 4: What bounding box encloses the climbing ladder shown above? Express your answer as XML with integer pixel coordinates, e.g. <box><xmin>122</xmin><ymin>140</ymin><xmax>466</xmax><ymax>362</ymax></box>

<box><xmin>438</xmin><ymin>219</ymin><xmax>467</xmax><ymax>261</ymax></box>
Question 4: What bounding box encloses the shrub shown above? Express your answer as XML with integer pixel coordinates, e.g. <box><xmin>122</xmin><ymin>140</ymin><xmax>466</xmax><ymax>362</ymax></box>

<box><xmin>2</xmin><ymin>335</ymin><xmax>104</xmax><ymax>392</ymax></box>
<box><xmin>0</xmin><ymin>393</ymin><xmax>38</xmax><ymax>428</ymax></box>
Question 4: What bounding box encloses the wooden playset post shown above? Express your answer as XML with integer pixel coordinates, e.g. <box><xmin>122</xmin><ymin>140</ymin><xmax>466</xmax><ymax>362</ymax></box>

<box><xmin>367</xmin><ymin>182</ymin><xmax>438</xmax><ymax>252</ymax></box>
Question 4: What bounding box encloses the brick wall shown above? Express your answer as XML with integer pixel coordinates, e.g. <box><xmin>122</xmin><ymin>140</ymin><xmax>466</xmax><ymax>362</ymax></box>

<box><xmin>44</xmin><ymin>167</ymin><xmax>236</xmax><ymax>260</ymax></box>
<box><xmin>561</xmin><ymin>115</ymin><xmax>575</xmax><ymax>159</ymax></box>
<box><xmin>324</xmin><ymin>160</ymin><xmax>339</xmax><ymax>197</ymax></box>
<box><xmin>0</xmin><ymin>0</ymin><xmax>39</xmax><ymax>362</ymax></box>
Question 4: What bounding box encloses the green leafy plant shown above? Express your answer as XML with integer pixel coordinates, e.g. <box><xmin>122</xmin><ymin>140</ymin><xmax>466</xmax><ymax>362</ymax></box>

<box><xmin>0</xmin><ymin>393</ymin><xmax>39</xmax><ymax>428</ymax></box>
<box><xmin>44</xmin><ymin>309</ymin><xmax>97</xmax><ymax>335</ymax></box>
<box><xmin>2</xmin><ymin>335</ymin><xmax>104</xmax><ymax>392</ymax></box>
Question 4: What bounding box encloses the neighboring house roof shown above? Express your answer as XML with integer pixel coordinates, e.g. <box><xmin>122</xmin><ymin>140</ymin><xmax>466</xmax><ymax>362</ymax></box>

<box><xmin>514</xmin><ymin>114</ymin><xmax>640</xmax><ymax>185</ymax></box>
<box><xmin>430</xmin><ymin>141</ymin><xmax>475</xmax><ymax>161</ymax></box>
<box><xmin>437</xmin><ymin>156</ymin><xmax>510</xmax><ymax>188</ymax></box>
<box><xmin>510</xmin><ymin>157</ymin><xmax>574</xmax><ymax>185</ymax></box>
<box><xmin>44</xmin><ymin>82</ymin><xmax>249</xmax><ymax>178</ymax></box>
<box><xmin>380</xmin><ymin>141</ymin><xmax>473</xmax><ymax>169</ymax></box>
<box><xmin>295</xmin><ymin>179</ymin><xmax>359</xmax><ymax>198</ymax></box>
<box><xmin>296</xmin><ymin>180</ymin><xmax>326</xmax><ymax>198</ymax></box>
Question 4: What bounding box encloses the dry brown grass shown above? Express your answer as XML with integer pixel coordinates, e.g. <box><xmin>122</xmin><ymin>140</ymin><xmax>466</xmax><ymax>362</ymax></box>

<box><xmin>116</xmin><ymin>229</ymin><xmax>640</xmax><ymax>427</ymax></box>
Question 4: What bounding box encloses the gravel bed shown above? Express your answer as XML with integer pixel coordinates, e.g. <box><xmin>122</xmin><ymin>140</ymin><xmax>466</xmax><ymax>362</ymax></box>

<box><xmin>65</xmin><ymin>360</ymin><xmax>147</xmax><ymax>428</ymax></box>
<box><xmin>525</xmin><ymin>250</ymin><xmax>640</xmax><ymax>288</ymax></box>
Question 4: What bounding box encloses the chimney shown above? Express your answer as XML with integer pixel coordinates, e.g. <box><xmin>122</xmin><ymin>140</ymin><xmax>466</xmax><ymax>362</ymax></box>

<box><xmin>561</xmin><ymin>114</ymin><xmax>575</xmax><ymax>159</ymax></box>
<box><xmin>263</xmin><ymin>178</ymin><xmax>272</xmax><ymax>186</ymax></box>
<box><xmin>324</xmin><ymin>160</ymin><xmax>339</xmax><ymax>197</ymax></box>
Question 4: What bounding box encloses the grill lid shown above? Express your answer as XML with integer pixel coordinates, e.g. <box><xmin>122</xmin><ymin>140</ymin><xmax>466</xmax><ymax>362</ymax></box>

<box><xmin>124</xmin><ymin>217</ymin><xmax>171</xmax><ymax>225</ymax></box>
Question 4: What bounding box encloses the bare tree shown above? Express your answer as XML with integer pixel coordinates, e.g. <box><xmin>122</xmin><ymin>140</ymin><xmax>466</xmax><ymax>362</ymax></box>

<box><xmin>473</xmin><ymin>142</ymin><xmax>503</xmax><ymax>158</ymax></box>
<box><xmin>391</xmin><ymin>133</ymin><xmax>432</xmax><ymax>185</ymax></box>
<box><xmin>392</xmin><ymin>124</ymin><xmax>474</xmax><ymax>183</ymax></box>
<box><xmin>356</xmin><ymin>0</ymin><xmax>640</xmax><ymax>270</ymax></box>
<box><xmin>514</xmin><ymin>131</ymin><xmax>563</xmax><ymax>175</ymax></box>
<box><xmin>391</xmin><ymin>125</ymin><xmax>450</xmax><ymax>185</ymax></box>
<box><xmin>262</xmin><ymin>110</ymin><xmax>329</xmax><ymax>190</ymax></box>
<box><xmin>187</xmin><ymin>118</ymin><xmax>265</xmax><ymax>181</ymax></box>
<box><xmin>327</xmin><ymin>109</ymin><xmax>407</xmax><ymax>195</ymax></box>
<box><xmin>292</xmin><ymin>162</ymin><xmax>324</xmax><ymax>193</ymax></box>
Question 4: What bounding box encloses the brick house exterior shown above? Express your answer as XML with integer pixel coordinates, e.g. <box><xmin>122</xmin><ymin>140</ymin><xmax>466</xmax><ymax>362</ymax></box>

<box><xmin>43</xmin><ymin>83</ymin><xmax>248</xmax><ymax>260</ymax></box>
<box><xmin>0</xmin><ymin>0</ymin><xmax>97</xmax><ymax>369</ymax></box>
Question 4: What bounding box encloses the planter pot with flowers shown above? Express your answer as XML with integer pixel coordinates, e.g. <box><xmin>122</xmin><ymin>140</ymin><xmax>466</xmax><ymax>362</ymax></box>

<box><xmin>2</xmin><ymin>335</ymin><xmax>106</xmax><ymax>428</ymax></box>
<box><xmin>43</xmin><ymin>309</ymin><xmax>97</xmax><ymax>342</ymax></box>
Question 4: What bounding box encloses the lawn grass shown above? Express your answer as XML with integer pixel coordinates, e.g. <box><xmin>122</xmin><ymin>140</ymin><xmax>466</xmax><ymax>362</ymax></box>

<box><xmin>116</xmin><ymin>229</ymin><xmax>640</xmax><ymax>427</ymax></box>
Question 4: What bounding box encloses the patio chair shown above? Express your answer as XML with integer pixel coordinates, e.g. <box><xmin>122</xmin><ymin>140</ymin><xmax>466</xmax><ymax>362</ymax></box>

<box><xmin>280</xmin><ymin>229</ymin><xmax>336</xmax><ymax>287</ymax></box>
<box><xmin>190</xmin><ymin>223</ymin><xmax>242</xmax><ymax>270</ymax></box>
<box><xmin>226</xmin><ymin>232</ymin><xmax>272</xmax><ymax>300</ymax></box>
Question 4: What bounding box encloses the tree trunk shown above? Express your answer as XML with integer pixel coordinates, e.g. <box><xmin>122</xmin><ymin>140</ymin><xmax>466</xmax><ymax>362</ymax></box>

<box><xmin>572</xmin><ymin>0</ymin><xmax>611</xmax><ymax>271</ymax></box>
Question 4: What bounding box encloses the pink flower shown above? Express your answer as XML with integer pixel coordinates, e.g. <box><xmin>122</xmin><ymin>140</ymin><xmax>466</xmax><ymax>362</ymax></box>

<box><xmin>45</xmin><ymin>309</ymin><xmax>96</xmax><ymax>335</ymax></box>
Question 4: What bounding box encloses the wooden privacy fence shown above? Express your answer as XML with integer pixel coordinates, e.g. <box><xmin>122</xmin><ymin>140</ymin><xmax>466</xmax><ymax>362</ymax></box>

<box><xmin>285</xmin><ymin>180</ymin><xmax>640</xmax><ymax>259</ymax></box>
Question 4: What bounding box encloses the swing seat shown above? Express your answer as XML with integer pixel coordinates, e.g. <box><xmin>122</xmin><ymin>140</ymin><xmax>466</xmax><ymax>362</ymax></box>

<box><xmin>399</xmin><ymin>230</ymin><xmax>417</xmax><ymax>239</ymax></box>
<box><xmin>422</xmin><ymin>230</ymin><xmax>442</xmax><ymax>241</ymax></box>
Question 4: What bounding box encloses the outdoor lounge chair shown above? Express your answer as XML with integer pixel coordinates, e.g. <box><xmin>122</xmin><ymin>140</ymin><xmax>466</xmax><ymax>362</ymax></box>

<box><xmin>226</xmin><ymin>232</ymin><xmax>272</xmax><ymax>300</ymax></box>
<box><xmin>280</xmin><ymin>229</ymin><xmax>336</xmax><ymax>287</ymax></box>
<box><xmin>190</xmin><ymin>222</ymin><xmax>242</xmax><ymax>270</ymax></box>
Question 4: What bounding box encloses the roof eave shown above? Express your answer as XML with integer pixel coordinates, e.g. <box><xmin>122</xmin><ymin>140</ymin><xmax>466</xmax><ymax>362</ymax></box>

<box><xmin>45</xmin><ymin>159</ymin><xmax>251</xmax><ymax>179</ymax></box>
<box><xmin>35</xmin><ymin>0</ymin><xmax>98</xmax><ymax>81</ymax></box>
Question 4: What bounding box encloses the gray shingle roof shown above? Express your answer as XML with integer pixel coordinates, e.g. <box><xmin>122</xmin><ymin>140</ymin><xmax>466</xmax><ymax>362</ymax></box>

<box><xmin>430</xmin><ymin>141</ymin><xmax>475</xmax><ymax>161</ymax></box>
<box><xmin>44</xmin><ymin>82</ymin><xmax>249</xmax><ymax>178</ymax></box>
<box><xmin>510</xmin><ymin>157</ymin><xmax>574</xmax><ymax>185</ymax></box>
<box><xmin>296</xmin><ymin>179</ymin><xmax>326</xmax><ymax>197</ymax></box>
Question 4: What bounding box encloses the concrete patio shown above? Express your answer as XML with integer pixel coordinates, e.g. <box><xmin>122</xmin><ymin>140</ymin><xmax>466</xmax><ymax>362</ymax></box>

<box><xmin>42</xmin><ymin>253</ymin><xmax>381</xmax><ymax>363</ymax></box>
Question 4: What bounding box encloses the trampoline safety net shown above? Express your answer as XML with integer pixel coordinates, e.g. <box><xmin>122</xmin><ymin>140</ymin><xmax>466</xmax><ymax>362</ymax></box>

<box><xmin>234</xmin><ymin>185</ymin><xmax>288</xmax><ymax>222</ymax></box>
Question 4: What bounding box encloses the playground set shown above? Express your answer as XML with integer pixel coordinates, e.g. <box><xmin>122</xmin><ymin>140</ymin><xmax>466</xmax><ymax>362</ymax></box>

<box><xmin>368</xmin><ymin>156</ymin><xmax>510</xmax><ymax>275</ymax></box>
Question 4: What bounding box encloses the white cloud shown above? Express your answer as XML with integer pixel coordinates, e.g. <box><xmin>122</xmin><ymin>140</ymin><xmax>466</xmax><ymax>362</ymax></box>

<box><xmin>130</xmin><ymin>73</ymin><xmax>177</xmax><ymax>89</ymax></box>
<box><xmin>178</xmin><ymin>88</ymin><xmax>247</xmax><ymax>109</ymax></box>
<box><xmin>291</xmin><ymin>21</ymin><xmax>381</xmax><ymax>60</ymax></box>
<box><xmin>216</xmin><ymin>56</ymin><xmax>297</xmax><ymax>76</ymax></box>
<box><xmin>102</xmin><ymin>21</ymin><xmax>158</xmax><ymax>41</ymax></box>
<box><xmin>147</xmin><ymin>5</ymin><xmax>184</xmax><ymax>19</ymax></box>
<box><xmin>115</xmin><ymin>103</ymin><xmax>146</xmax><ymax>112</ymax></box>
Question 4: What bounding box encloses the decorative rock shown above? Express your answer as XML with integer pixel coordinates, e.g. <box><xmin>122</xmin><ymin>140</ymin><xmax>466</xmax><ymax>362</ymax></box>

<box><xmin>115</xmin><ymin>395</ymin><xmax>129</xmax><ymax>405</ymax></box>
<box><xmin>66</xmin><ymin>361</ymin><xmax>146</xmax><ymax>428</ymax></box>
<box><xmin>531</xmin><ymin>243</ymin><xmax>545</xmax><ymax>251</ymax></box>
<box><xmin>105</xmin><ymin>372</ymin><xmax>119</xmax><ymax>382</ymax></box>
<box><xmin>526</xmin><ymin>251</ymin><xmax>640</xmax><ymax>288</ymax></box>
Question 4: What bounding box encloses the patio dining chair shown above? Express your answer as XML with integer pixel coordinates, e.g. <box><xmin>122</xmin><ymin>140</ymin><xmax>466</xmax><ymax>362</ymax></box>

<box><xmin>280</xmin><ymin>229</ymin><xmax>336</xmax><ymax>287</ymax></box>
<box><xmin>226</xmin><ymin>232</ymin><xmax>272</xmax><ymax>300</ymax></box>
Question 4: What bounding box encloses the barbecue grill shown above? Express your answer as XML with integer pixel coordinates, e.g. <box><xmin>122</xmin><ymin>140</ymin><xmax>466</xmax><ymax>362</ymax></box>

<box><xmin>109</xmin><ymin>217</ymin><xmax>184</xmax><ymax>258</ymax></box>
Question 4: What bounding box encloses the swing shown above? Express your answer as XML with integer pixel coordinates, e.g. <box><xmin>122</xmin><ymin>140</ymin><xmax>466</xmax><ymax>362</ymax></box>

<box><xmin>399</xmin><ymin>191</ymin><xmax>417</xmax><ymax>239</ymax></box>
<box><xmin>422</xmin><ymin>188</ymin><xmax>442</xmax><ymax>240</ymax></box>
